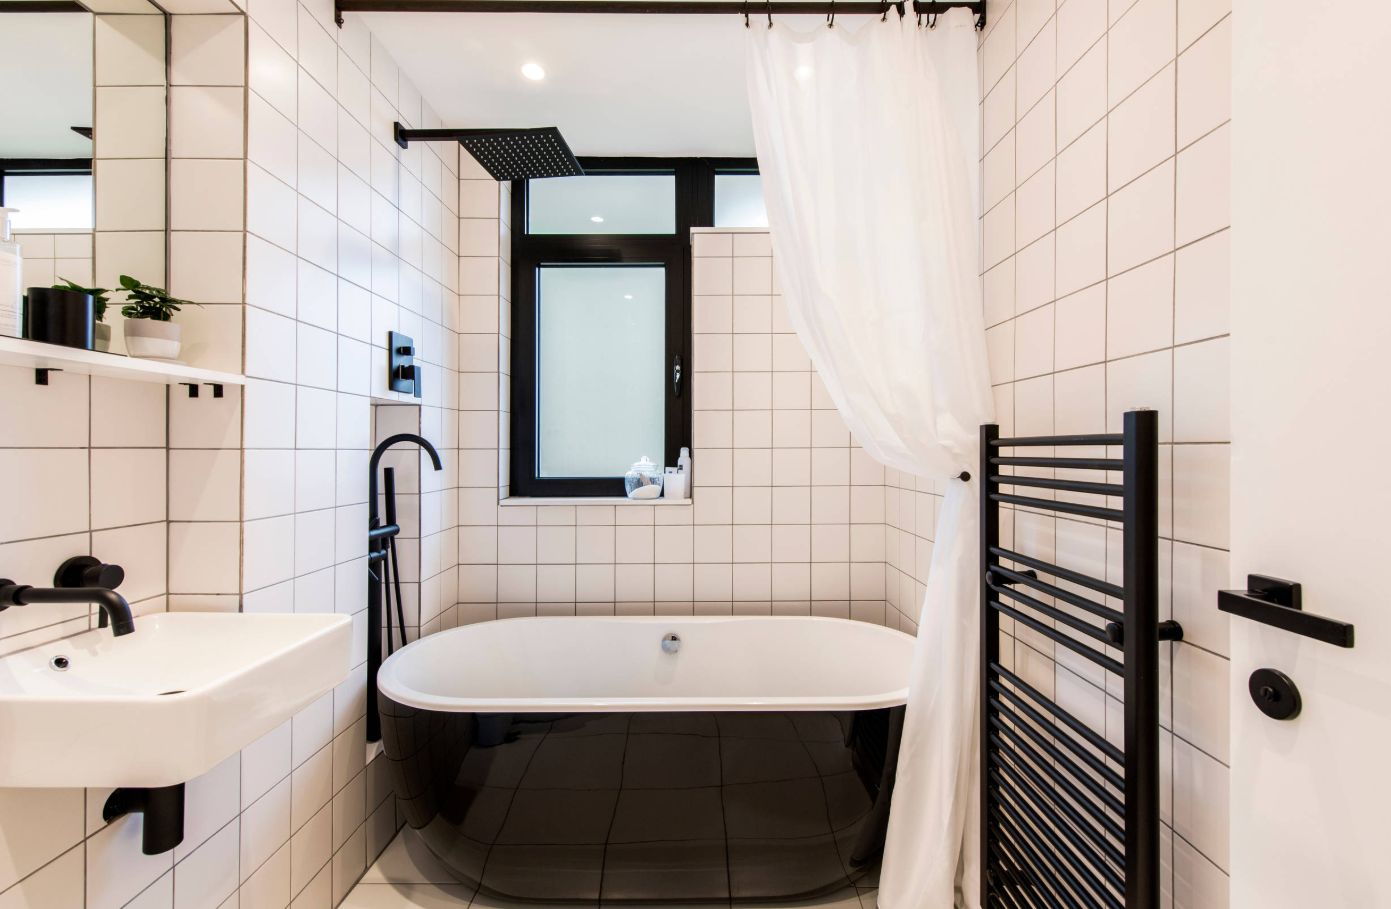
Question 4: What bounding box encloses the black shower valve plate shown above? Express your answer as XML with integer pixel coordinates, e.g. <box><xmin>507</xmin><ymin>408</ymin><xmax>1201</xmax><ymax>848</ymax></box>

<box><xmin>388</xmin><ymin>331</ymin><xmax>420</xmax><ymax>397</ymax></box>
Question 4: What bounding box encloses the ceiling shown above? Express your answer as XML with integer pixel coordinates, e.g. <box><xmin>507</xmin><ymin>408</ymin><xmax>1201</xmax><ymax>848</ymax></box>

<box><xmin>357</xmin><ymin>11</ymin><xmax>770</xmax><ymax>158</ymax></box>
<box><xmin>0</xmin><ymin>12</ymin><xmax>94</xmax><ymax>159</ymax></box>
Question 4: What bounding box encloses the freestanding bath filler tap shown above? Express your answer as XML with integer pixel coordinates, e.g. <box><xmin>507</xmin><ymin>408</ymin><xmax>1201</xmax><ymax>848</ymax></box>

<box><xmin>366</xmin><ymin>433</ymin><xmax>442</xmax><ymax>742</ymax></box>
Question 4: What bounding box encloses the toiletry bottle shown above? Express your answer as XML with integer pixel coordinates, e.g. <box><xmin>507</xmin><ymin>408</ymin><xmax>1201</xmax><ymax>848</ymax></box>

<box><xmin>677</xmin><ymin>447</ymin><xmax>693</xmax><ymax>498</ymax></box>
<box><xmin>0</xmin><ymin>208</ymin><xmax>21</xmax><ymax>339</ymax></box>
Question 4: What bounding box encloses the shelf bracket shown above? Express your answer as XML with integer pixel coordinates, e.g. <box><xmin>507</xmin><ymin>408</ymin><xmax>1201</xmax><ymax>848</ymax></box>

<box><xmin>34</xmin><ymin>368</ymin><xmax>60</xmax><ymax>386</ymax></box>
<box><xmin>180</xmin><ymin>382</ymin><xmax>199</xmax><ymax>398</ymax></box>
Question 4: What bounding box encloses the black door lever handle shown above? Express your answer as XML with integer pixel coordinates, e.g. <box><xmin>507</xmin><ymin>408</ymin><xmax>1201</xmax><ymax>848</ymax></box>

<box><xmin>1217</xmin><ymin>574</ymin><xmax>1354</xmax><ymax>648</ymax></box>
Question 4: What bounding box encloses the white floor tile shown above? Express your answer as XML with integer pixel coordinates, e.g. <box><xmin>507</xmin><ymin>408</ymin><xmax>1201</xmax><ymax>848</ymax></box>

<box><xmin>341</xmin><ymin>883</ymin><xmax>475</xmax><ymax>908</ymax></box>
<box><xmin>358</xmin><ymin>831</ymin><xmax>460</xmax><ymax>886</ymax></box>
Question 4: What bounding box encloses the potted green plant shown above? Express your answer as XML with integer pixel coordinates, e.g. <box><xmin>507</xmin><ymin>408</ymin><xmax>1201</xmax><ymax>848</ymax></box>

<box><xmin>117</xmin><ymin>275</ymin><xmax>197</xmax><ymax>360</ymax></box>
<box><xmin>52</xmin><ymin>278</ymin><xmax>112</xmax><ymax>351</ymax></box>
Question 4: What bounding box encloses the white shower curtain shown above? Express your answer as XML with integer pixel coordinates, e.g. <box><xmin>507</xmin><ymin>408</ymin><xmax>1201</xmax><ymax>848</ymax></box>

<box><xmin>745</xmin><ymin>13</ymin><xmax>992</xmax><ymax>909</ymax></box>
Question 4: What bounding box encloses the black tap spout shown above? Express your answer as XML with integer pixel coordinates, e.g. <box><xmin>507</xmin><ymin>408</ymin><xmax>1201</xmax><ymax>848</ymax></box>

<box><xmin>368</xmin><ymin>433</ymin><xmax>443</xmax><ymax>527</ymax></box>
<box><xmin>0</xmin><ymin>582</ymin><xmax>136</xmax><ymax>636</ymax></box>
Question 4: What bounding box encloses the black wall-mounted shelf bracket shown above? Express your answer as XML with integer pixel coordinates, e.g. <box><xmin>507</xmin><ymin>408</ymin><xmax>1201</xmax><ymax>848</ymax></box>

<box><xmin>1218</xmin><ymin>574</ymin><xmax>1355</xmax><ymax>648</ymax></box>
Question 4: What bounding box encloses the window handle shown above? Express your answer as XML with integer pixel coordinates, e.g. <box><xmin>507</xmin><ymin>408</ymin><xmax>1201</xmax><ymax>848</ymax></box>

<box><xmin>672</xmin><ymin>354</ymin><xmax>683</xmax><ymax>398</ymax></box>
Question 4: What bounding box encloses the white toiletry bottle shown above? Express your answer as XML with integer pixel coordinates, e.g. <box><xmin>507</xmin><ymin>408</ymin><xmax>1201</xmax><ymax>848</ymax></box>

<box><xmin>0</xmin><ymin>208</ymin><xmax>21</xmax><ymax>339</ymax></box>
<box><xmin>677</xmin><ymin>447</ymin><xmax>693</xmax><ymax>498</ymax></box>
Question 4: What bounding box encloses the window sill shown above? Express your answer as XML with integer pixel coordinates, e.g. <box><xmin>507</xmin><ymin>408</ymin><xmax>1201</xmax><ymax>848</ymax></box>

<box><xmin>500</xmin><ymin>496</ymin><xmax>693</xmax><ymax>507</ymax></box>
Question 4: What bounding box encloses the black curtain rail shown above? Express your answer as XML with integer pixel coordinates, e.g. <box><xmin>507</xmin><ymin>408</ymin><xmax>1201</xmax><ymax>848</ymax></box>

<box><xmin>336</xmin><ymin>0</ymin><xmax>985</xmax><ymax>25</ymax></box>
<box><xmin>0</xmin><ymin>2</ymin><xmax>85</xmax><ymax>11</ymax></box>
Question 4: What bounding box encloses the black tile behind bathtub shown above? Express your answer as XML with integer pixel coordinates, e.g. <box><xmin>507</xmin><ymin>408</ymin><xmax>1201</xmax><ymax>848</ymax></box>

<box><xmin>457</xmin><ymin>733</ymin><xmax>541</xmax><ymax>788</ymax></box>
<box><xmin>823</xmin><ymin>771</ymin><xmax>876</xmax><ymax>832</ymax></box>
<box><xmin>723</xmin><ymin>778</ymin><xmax>832</xmax><ymax>840</ymax></box>
<box><xmin>720</xmin><ymin>736</ymin><xmax>820</xmax><ymax>784</ymax></box>
<box><xmin>716</xmin><ymin>712</ymin><xmax>801</xmax><ymax>740</ymax></box>
<box><xmin>379</xmin><ymin>703</ymin><xmax>899</xmax><ymax>902</ymax></box>
<box><xmin>609</xmin><ymin>787</ymin><xmax>725</xmax><ymax>843</ymax></box>
<box><xmin>495</xmin><ymin>789</ymin><xmax>619</xmax><ymax>845</ymax></box>
<box><xmin>602</xmin><ymin>840</ymin><xmax>731</xmax><ymax>902</ymax></box>
<box><xmin>792</xmin><ymin>712</ymin><xmax>851</xmax><ymax>743</ymax></box>
<box><xmin>629</xmin><ymin>711</ymin><xmax>720</xmax><ymax>736</ymax></box>
<box><xmin>622</xmin><ymin>733</ymin><xmax>722</xmax><ymax>789</ymax></box>
<box><xmin>483</xmin><ymin>844</ymin><xmax>605</xmax><ymax>901</ymax></box>
<box><xmin>727</xmin><ymin>835</ymin><xmax>851</xmax><ymax>901</ymax></box>
<box><xmin>519</xmin><ymin>734</ymin><xmax>626</xmax><ymax>789</ymax></box>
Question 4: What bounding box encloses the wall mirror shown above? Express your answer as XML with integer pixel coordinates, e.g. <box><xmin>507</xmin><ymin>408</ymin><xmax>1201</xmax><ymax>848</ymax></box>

<box><xmin>1</xmin><ymin>0</ymin><xmax>167</xmax><ymax>353</ymax></box>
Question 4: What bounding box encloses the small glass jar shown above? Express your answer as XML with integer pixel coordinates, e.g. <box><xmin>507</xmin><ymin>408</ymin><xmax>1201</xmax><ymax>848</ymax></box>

<box><xmin>624</xmin><ymin>456</ymin><xmax>664</xmax><ymax>499</ymax></box>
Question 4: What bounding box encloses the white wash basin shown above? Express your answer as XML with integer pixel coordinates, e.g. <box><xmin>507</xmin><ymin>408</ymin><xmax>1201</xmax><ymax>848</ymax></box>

<box><xmin>0</xmin><ymin>612</ymin><xmax>353</xmax><ymax>788</ymax></box>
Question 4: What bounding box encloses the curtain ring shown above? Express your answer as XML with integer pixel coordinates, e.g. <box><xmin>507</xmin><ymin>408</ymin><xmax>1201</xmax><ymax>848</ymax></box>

<box><xmin>766</xmin><ymin>0</ymin><xmax>773</xmax><ymax>28</ymax></box>
<box><xmin>743</xmin><ymin>0</ymin><xmax>749</xmax><ymax>27</ymax></box>
<box><xmin>826</xmin><ymin>0</ymin><xmax>835</xmax><ymax>27</ymax></box>
<box><xmin>880</xmin><ymin>0</ymin><xmax>888</xmax><ymax>21</ymax></box>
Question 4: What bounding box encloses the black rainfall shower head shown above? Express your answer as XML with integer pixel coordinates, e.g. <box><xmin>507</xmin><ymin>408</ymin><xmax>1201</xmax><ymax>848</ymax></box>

<box><xmin>393</xmin><ymin>122</ymin><xmax>583</xmax><ymax>181</ymax></box>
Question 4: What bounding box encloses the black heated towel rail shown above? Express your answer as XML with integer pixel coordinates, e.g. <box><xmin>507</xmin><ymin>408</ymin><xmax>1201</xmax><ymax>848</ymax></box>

<box><xmin>980</xmin><ymin>410</ymin><xmax>1180</xmax><ymax>909</ymax></box>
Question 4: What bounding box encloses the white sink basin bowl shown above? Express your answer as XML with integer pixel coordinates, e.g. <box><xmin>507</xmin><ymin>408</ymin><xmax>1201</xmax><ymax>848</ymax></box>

<box><xmin>0</xmin><ymin>612</ymin><xmax>353</xmax><ymax>788</ymax></box>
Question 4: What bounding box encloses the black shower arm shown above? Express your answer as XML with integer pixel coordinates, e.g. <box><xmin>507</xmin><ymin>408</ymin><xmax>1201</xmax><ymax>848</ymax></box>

<box><xmin>394</xmin><ymin>122</ymin><xmax>557</xmax><ymax>149</ymax></box>
<box><xmin>368</xmin><ymin>433</ymin><xmax>443</xmax><ymax>528</ymax></box>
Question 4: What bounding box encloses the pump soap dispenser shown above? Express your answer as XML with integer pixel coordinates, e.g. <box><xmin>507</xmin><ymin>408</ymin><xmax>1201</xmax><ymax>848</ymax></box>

<box><xmin>0</xmin><ymin>208</ymin><xmax>21</xmax><ymax>339</ymax></box>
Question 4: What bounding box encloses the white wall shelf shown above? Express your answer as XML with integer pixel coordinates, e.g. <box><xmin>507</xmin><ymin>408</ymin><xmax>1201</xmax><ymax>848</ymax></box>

<box><xmin>500</xmin><ymin>496</ymin><xmax>692</xmax><ymax>507</ymax></box>
<box><xmin>0</xmin><ymin>336</ymin><xmax>245</xmax><ymax>392</ymax></box>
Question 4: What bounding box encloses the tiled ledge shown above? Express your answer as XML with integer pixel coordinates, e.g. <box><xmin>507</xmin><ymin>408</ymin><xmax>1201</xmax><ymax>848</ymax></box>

<box><xmin>500</xmin><ymin>496</ymin><xmax>692</xmax><ymax>507</ymax></box>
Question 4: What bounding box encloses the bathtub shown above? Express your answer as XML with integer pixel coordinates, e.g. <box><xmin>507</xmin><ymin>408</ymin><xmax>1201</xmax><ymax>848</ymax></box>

<box><xmin>377</xmin><ymin>615</ymin><xmax>915</xmax><ymax>903</ymax></box>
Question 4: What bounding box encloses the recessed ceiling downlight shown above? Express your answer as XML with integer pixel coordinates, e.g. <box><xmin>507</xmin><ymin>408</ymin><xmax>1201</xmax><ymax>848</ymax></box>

<box><xmin>521</xmin><ymin>62</ymin><xmax>546</xmax><ymax>82</ymax></box>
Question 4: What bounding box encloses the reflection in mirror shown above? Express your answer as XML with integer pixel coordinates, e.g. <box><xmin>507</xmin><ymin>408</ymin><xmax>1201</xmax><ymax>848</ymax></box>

<box><xmin>0</xmin><ymin>0</ymin><xmax>168</xmax><ymax>353</ymax></box>
<box><xmin>0</xmin><ymin>7</ymin><xmax>94</xmax><ymax>293</ymax></box>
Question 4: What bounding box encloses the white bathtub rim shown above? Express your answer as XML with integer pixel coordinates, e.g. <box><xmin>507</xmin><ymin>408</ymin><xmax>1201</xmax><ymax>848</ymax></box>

<box><xmin>377</xmin><ymin>614</ymin><xmax>915</xmax><ymax>714</ymax></box>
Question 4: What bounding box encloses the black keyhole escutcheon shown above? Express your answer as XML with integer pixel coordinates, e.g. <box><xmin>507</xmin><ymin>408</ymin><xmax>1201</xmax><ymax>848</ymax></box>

<box><xmin>1249</xmin><ymin>668</ymin><xmax>1301</xmax><ymax>721</ymax></box>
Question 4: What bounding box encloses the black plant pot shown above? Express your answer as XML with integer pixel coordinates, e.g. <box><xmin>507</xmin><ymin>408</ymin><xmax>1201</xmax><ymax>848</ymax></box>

<box><xmin>24</xmin><ymin>287</ymin><xmax>94</xmax><ymax>350</ymax></box>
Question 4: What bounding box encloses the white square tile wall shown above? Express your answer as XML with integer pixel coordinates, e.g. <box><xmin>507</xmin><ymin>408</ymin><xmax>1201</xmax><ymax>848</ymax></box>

<box><xmin>13</xmin><ymin>231</ymin><xmax>94</xmax><ymax>290</ymax></box>
<box><xmin>455</xmin><ymin>228</ymin><xmax>892</xmax><ymax>624</ymax></box>
<box><xmin>92</xmin><ymin>13</ymin><xmax>167</xmax><ymax>358</ymax></box>
<box><xmin>978</xmin><ymin>1</ymin><xmax>1231</xmax><ymax>906</ymax></box>
<box><xmin>236</xmin><ymin>4</ymin><xmax>463</xmax><ymax>907</ymax></box>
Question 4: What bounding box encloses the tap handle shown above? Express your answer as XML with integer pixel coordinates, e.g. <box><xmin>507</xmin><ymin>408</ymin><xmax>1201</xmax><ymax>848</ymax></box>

<box><xmin>55</xmin><ymin>556</ymin><xmax>125</xmax><ymax>591</ymax></box>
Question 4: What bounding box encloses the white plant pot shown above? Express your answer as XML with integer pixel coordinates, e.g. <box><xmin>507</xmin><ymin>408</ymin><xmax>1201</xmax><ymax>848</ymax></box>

<box><xmin>124</xmin><ymin>319</ymin><xmax>181</xmax><ymax>360</ymax></box>
<box><xmin>94</xmin><ymin>322</ymin><xmax>111</xmax><ymax>352</ymax></box>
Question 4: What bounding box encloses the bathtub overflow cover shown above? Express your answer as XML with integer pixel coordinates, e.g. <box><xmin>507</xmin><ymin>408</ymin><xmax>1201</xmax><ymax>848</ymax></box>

<box><xmin>661</xmin><ymin>633</ymin><xmax>681</xmax><ymax>655</ymax></box>
<box><xmin>49</xmin><ymin>656</ymin><xmax>70</xmax><ymax>671</ymax></box>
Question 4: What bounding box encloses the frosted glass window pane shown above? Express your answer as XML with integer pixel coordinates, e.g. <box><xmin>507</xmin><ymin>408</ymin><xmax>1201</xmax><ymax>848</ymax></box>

<box><xmin>3</xmin><ymin>175</ymin><xmax>93</xmax><ymax>230</ymax></box>
<box><xmin>714</xmin><ymin>173</ymin><xmax>768</xmax><ymax>228</ymax></box>
<box><xmin>537</xmin><ymin>266</ymin><xmax>666</xmax><ymax>477</ymax></box>
<box><xmin>528</xmin><ymin>174</ymin><xmax>675</xmax><ymax>234</ymax></box>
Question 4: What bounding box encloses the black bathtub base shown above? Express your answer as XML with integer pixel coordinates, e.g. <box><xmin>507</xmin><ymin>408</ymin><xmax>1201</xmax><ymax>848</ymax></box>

<box><xmin>380</xmin><ymin>704</ymin><xmax>902</xmax><ymax>903</ymax></box>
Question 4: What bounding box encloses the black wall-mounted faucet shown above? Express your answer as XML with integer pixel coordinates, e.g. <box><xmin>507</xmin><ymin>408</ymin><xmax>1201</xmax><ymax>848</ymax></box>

<box><xmin>0</xmin><ymin>556</ymin><xmax>135</xmax><ymax>636</ymax></box>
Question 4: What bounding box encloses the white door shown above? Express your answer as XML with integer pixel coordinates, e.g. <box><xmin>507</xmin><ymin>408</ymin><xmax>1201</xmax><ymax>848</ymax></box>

<box><xmin>1229</xmin><ymin>2</ymin><xmax>1391</xmax><ymax>907</ymax></box>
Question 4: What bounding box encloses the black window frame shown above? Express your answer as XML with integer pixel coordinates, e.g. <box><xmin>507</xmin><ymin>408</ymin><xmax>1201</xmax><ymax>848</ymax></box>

<box><xmin>509</xmin><ymin>156</ymin><xmax>757</xmax><ymax>498</ymax></box>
